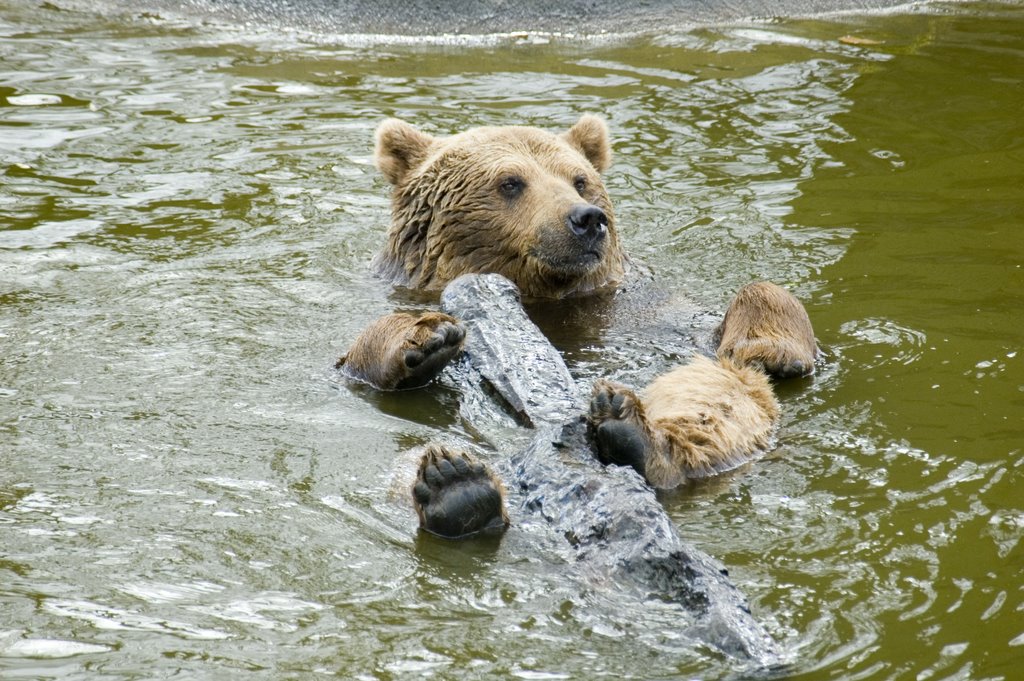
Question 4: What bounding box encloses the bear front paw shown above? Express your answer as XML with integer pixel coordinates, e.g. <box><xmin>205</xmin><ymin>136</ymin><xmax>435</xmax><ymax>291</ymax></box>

<box><xmin>587</xmin><ymin>380</ymin><xmax>651</xmax><ymax>477</ymax></box>
<box><xmin>398</xmin><ymin>319</ymin><xmax>465</xmax><ymax>389</ymax></box>
<box><xmin>338</xmin><ymin>312</ymin><xmax>465</xmax><ymax>390</ymax></box>
<box><xmin>413</xmin><ymin>445</ymin><xmax>509</xmax><ymax>539</ymax></box>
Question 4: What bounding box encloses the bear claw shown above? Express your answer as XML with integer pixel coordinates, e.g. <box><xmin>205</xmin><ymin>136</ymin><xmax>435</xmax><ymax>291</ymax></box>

<box><xmin>772</xmin><ymin>358</ymin><xmax>811</xmax><ymax>379</ymax></box>
<box><xmin>414</xmin><ymin>445</ymin><xmax>508</xmax><ymax>540</ymax></box>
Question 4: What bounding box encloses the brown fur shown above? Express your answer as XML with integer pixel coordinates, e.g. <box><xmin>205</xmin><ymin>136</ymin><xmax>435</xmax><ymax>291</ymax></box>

<box><xmin>373</xmin><ymin>115</ymin><xmax>627</xmax><ymax>298</ymax></box>
<box><xmin>337</xmin><ymin>311</ymin><xmax>464</xmax><ymax>390</ymax></box>
<box><xmin>715</xmin><ymin>281</ymin><xmax>817</xmax><ymax>378</ymax></box>
<box><xmin>590</xmin><ymin>356</ymin><xmax>779</xmax><ymax>489</ymax></box>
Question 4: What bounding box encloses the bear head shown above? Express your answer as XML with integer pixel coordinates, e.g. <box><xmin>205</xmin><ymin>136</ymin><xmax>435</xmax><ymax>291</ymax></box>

<box><xmin>372</xmin><ymin>115</ymin><xmax>627</xmax><ymax>298</ymax></box>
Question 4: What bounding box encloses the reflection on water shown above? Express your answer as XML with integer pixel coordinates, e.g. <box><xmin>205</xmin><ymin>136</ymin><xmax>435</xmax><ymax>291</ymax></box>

<box><xmin>1</xmin><ymin>0</ymin><xmax>1022</xmax><ymax>678</ymax></box>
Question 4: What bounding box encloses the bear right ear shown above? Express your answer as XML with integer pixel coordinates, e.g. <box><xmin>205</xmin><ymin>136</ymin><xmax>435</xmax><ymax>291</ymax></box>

<box><xmin>375</xmin><ymin>119</ymin><xmax>436</xmax><ymax>185</ymax></box>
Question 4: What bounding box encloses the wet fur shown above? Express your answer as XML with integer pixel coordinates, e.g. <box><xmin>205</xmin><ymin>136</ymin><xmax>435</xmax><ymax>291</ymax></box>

<box><xmin>590</xmin><ymin>357</ymin><xmax>779</xmax><ymax>489</ymax></box>
<box><xmin>715</xmin><ymin>281</ymin><xmax>818</xmax><ymax>378</ymax></box>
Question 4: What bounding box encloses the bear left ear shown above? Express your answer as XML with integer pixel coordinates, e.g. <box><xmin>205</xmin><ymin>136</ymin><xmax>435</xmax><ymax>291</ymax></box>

<box><xmin>562</xmin><ymin>114</ymin><xmax>612</xmax><ymax>173</ymax></box>
<box><xmin>375</xmin><ymin>118</ymin><xmax>436</xmax><ymax>185</ymax></box>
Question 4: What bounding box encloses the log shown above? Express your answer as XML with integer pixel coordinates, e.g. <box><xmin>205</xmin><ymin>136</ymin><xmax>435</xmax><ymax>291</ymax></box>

<box><xmin>441</xmin><ymin>273</ymin><xmax>778</xmax><ymax>664</ymax></box>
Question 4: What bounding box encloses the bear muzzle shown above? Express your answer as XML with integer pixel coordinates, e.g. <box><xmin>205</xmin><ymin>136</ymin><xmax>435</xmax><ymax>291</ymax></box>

<box><xmin>566</xmin><ymin>203</ymin><xmax>608</xmax><ymax>248</ymax></box>
<box><xmin>528</xmin><ymin>202</ymin><xmax>616</xmax><ymax>286</ymax></box>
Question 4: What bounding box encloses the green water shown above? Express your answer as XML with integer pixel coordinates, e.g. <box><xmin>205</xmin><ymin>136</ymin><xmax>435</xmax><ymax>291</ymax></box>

<box><xmin>1</xmin><ymin>1</ymin><xmax>1022</xmax><ymax>678</ymax></box>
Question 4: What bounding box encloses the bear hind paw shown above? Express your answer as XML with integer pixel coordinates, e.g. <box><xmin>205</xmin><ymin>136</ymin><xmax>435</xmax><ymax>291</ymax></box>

<box><xmin>413</xmin><ymin>445</ymin><xmax>508</xmax><ymax>539</ymax></box>
<box><xmin>587</xmin><ymin>381</ymin><xmax>651</xmax><ymax>477</ymax></box>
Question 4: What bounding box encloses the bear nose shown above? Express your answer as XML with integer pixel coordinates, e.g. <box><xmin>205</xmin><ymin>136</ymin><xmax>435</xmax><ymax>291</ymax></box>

<box><xmin>567</xmin><ymin>204</ymin><xmax>608</xmax><ymax>244</ymax></box>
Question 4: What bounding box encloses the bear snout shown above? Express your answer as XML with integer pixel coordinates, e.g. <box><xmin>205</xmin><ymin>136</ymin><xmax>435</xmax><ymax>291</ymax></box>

<box><xmin>566</xmin><ymin>203</ymin><xmax>608</xmax><ymax>246</ymax></box>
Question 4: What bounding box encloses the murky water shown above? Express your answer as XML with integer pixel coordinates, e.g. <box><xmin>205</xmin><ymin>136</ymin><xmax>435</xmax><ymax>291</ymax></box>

<box><xmin>2</xmin><ymin>0</ymin><xmax>1022</xmax><ymax>678</ymax></box>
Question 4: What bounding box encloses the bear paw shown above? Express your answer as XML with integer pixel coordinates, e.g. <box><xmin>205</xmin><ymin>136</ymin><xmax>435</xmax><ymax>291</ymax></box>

<box><xmin>397</xmin><ymin>318</ymin><xmax>465</xmax><ymax>389</ymax></box>
<box><xmin>715</xmin><ymin>281</ymin><xmax>817</xmax><ymax>379</ymax></box>
<box><xmin>413</xmin><ymin>445</ymin><xmax>508</xmax><ymax>539</ymax></box>
<box><xmin>587</xmin><ymin>380</ymin><xmax>651</xmax><ymax>477</ymax></box>
<box><xmin>728</xmin><ymin>338</ymin><xmax>814</xmax><ymax>379</ymax></box>
<box><xmin>338</xmin><ymin>312</ymin><xmax>465</xmax><ymax>390</ymax></box>
<box><xmin>764</xmin><ymin>350</ymin><xmax>813</xmax><ymax>379</ymax></box>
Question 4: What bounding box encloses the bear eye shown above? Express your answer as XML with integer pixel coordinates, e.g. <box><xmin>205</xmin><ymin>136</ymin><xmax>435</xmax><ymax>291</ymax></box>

<box><xmin>573</xmin><ymin>175</ymin><xmax>587</xmax><ymax>195</ymax></box>
<box><xmin>499</xmin><ymin>176</ymin><xmax>526</xmax><ymax>198</ymax></box>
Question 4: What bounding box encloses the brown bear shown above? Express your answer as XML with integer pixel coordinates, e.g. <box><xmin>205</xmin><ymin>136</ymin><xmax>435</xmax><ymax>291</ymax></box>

<box><xmin>339</xmin><ymin>116</ymin><xmax>817</xmax><ymax>537</ymax></box>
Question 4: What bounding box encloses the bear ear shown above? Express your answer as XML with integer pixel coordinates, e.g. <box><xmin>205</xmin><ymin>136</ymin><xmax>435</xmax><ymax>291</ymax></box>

<box><xmin>562</xmin><ymin>114</ymin><xmax>612</xmax><ymax>173</ymax></box>
<box><xmin>375</xmin><ymin>119</ymin><xmax>436</xmax><ymax>185</ymax></box>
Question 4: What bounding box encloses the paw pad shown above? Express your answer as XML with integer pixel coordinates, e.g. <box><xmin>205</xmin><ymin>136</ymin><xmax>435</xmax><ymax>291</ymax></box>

<box><xmin>397</xmin><ymin>321</ymin><xmax>466</xmax><ymax>389</ymax></box>
<box><xmin>414</xmin><ymin>445</ymin><xmax>507</xmax><ymax>539</ymax></box>
<box><xmin>587</xmin><ymin>381</ymin><xmax>649</xmax><ymax>476</ymax></box>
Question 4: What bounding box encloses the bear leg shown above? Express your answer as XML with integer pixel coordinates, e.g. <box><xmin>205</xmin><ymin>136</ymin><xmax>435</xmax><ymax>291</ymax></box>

<box><xmin>412</xmin><ymin>445</ymin><xmax>509</xmax><ymax>539</ymax></box>
<box><xmin>338</xmin><ymin>312</ymin><xmax>465</xmax><ymax>390</ymax></box>
<box><xmin>715</xmin><ymin>281</ymin><xmax>817</xmax><ymax>379</ymax></box>
<box><xmin>587</xmin><ymin>380</ymin><xmax>652</xmax><ymax>478</ymax></box>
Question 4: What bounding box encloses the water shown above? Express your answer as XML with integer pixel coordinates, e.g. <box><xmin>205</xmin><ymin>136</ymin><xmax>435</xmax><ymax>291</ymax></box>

<box><xmin>1</xmin><ymin>0</ymin><xmax>1022</xmax><ymax>678</ymax></box>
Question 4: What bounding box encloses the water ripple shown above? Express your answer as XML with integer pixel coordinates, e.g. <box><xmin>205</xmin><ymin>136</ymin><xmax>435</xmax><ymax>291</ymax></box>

<box><xmin>44</xmin><ymin>599</ymin><xmax>231</xmax><ymax>641</ymax></box>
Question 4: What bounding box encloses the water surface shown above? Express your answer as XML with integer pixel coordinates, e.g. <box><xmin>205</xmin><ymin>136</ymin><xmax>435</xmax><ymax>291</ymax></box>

<box><xmin>1</xmin><ymin>1</ymin><xmax>1022</xmax><ymax>678</ymax></box>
